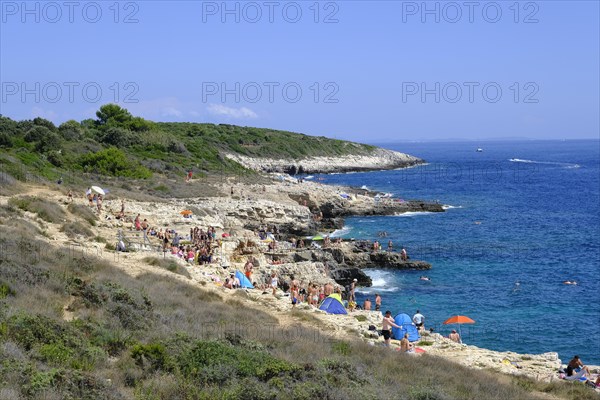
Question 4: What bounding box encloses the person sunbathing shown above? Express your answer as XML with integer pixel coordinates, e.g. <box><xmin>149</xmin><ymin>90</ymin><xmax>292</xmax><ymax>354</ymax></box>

<box><xmin>449</xmin><ymin>330</ymin><xmax>461</xmax><ymax>343</ymax></box>
<box><xmin>400</xmin><ymin>333</ymin><xmax>414</xmax><ymax>353</ymax></box>
<box><xmin>565</xmin><ymin>355</ymin><xmax>591</xmax><ymax>378</ymax></box>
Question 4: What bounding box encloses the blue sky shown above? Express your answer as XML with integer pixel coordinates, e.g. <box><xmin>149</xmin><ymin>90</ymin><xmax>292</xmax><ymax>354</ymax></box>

<box><xmin>1</xmin><ymin>1</ymin><xmax>598</xmax><ymax>141</ymax></box>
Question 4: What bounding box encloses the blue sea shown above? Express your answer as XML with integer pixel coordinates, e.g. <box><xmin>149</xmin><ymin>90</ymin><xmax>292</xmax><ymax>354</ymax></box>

<box><xmin>313</xmin><ymin>140</ymin><xmax>600</xmax><ymax>364</ymax></box>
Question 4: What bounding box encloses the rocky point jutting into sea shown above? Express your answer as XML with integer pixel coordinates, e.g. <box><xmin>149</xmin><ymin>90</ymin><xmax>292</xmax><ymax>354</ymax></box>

<box><xmin>225</xmin><ymin>147</ymin><xmax>424</xmax><ymax>174</ymax></box>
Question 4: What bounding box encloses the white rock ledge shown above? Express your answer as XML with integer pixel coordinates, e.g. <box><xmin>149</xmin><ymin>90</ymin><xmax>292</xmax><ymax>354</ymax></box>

<box><xmin>225</xmin><ymin>148</ymin><xmax>424</xmax><ymax>174</ymax></box>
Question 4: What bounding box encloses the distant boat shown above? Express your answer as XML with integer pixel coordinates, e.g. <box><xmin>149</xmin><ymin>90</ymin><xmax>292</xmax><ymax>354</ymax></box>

<box><xmin>476</xmin><ymin>147</ymin><xmax>483</xmax><ymax>152</ymax></box>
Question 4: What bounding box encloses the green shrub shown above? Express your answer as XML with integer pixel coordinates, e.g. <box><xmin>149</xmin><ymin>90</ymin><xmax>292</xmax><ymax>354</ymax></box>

<box><xmin>25</xmin><ymin>368</ymin><xmax>63</xmax><ymax>395</ymax></box>
<box><xmin>131</xmin><ymin>343</ymin><xmax>172</xmax><ymax>372</ymax></box>
<box><xmin>332</xmin><ymin>341</ymin><xmax>352</xmax><ymax>356</ymax></box>
<box><xmin>0</xmin><ymin>281</ymin><xmax>15</xmax><ymax>299</ymax></box>
<box><xmin>153</xmin><ymin>184</ymin><xmax>169</xmax><ymax>192</ymax></box>
<box><xmin>408</xmin><ymin>385</ymin><xmax>450</xmax><ymax>400</ymax></box>
<box><xmin>38</xmin><ymin>342</ymin><xmax>75</xmax><ymax>365</ymax></box>
<box><xmin>179</xmin><ymin>340</ymin><xmax>299</xmax><ymax>382</ymax></box>
<box><xmin>2</xmin><ymin>313</ymin><xmax>107</xmax><ymax>371</ymax></box>
<box><xmin>4</xmin><ymin>313</ymin><xmax>82</xmax><ymax>351</ymax></box>
<box><xmin>0</xmin><ymin>131</ymin><xmax>13</xmax><ymax>148</ymax></box>
<box><xmin>354</xmin><ymin>315</ymin><xmax>367</xmax><ymax>322</ymax></box>
<box><xmin>78</xmin><ymin>147</ymin><xmax>151</xmax><ymax>178</ymax></box>
<box><xmin>67</xmin><ymin>277</ymin><xmax>107</xmax><ymax>306</ymax></box>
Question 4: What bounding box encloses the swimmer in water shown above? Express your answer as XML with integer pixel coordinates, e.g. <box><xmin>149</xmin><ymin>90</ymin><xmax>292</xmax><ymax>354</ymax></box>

<box><xmin>563</xmin><ymin>280</ymin><xmax>577</xmax><ymax>285</ymax></box>
<box><xmin>512</xmin><ymin>280</ymin><xmax>521</xmax><ymax>293</ymax></box>
<box><xmin>420</xmin><ymin>276</ymin><xmax>430</xmax><ymax>281</ymax></box>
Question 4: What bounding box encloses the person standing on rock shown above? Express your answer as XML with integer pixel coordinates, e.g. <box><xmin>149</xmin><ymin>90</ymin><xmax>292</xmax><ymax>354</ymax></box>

<box><xmin>290</xmin><ymin>283</ymin><xmax>299</xmax><ymax>307</ymax></box>
<box><xmin>244</xmin><ymin>259</ymin><xmax>254</xmax><ymax>281</ymax></box>
<box><xmin>413</xmin><ymin>310</ymin><xmax>425</xmax><ymax>331</ymax></box>
<box><xmin>382</xmin><ymin>311</ymin><xmax>401</xmax><ymax>347</ymax></box>
<box><xmin>363</xmin><ymin>298</ymin><xmax>372</xmax><ymax>311</ymax></box>
<box><xmin>388</xmin><ymin>240</ymin><xmax>393</xmax><ymax>252</ymax></box>
<box><xmin>270</xmin><ymin>272</ymin><xmax>278</xmax><ymax>296</ymax></box>
<box><xmin>96</xmin><ymin>195</ymin><xmax>103</xmax><ymax>214</ymax></box>
<box><xmin>349</xmin><ymin>279</ymin><xmax>357</xmax><ymax>302</ymax></box>
<box><xmin>375</xmin><ymin>294</ymin><xmax>382</xmax><ymax>311</ymax></box>
<box><xmin>401</xmin><ymin>248</ymin><xmax>408</xmax><ymax>261</ymax></box>
<box><xmin>86</xmin><ymin>187</ymin><xmax>93</xmax><ymax>207</ymax></box>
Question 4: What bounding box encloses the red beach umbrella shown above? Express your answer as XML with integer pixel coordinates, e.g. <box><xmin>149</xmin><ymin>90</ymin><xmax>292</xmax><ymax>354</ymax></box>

<box><xmin>443</xmin><ymin>315</ymin><xmax>475</xmax><ymax>325</ymax></box>
<box><xmin>443</xmin><ymin>315</ymin><xmax>475</xmax><ymax>339</ymax></box>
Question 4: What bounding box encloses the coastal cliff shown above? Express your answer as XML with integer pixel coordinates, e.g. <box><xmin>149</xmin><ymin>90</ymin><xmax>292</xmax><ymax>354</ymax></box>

<box><xmin>224</xmin><ymin>148</ymin><xmax>424</xmax><ymax>174</ymax></box>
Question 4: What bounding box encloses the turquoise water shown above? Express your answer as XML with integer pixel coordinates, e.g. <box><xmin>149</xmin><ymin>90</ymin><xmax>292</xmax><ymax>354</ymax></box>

<box><xmin>312</xmin><ymin>140</ymin><xmax>600</xmax><ymax>364</ymax></box>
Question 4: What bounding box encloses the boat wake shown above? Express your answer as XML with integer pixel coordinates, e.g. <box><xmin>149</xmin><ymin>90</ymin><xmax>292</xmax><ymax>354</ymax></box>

<box><xmin>442</xmin><ymin>205</ymin><xmax>463</xmax><ymax>210</ymax></box>
<box><xmin>509</xmin><ymin>158</ymin><xmax>580</xmax><ymax>169</ymax></box>
<box><xmin>393</xmin><ymin>211</ymin><xmax>436</xmax><ymax>217</ymax></box>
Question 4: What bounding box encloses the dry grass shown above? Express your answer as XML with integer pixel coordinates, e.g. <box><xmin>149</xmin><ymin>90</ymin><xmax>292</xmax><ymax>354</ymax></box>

<box><xmin>7</xmin><ymin>196</ymin><xmax>66</xmax><ymax>223</ymax></box>
<box><xmin>142</xmin><ymin>257</ymin><xmax>192</xmax><ymax>279</ymax></box>
<box><xmin>60</xmin><ymin>221</ymin><xmax>95</xmax><ymax>238</ymax></box>
<box><xmin>67</xmin><ymin>203</ymin><xmax>98</xmax><ymax>226</ymax></box>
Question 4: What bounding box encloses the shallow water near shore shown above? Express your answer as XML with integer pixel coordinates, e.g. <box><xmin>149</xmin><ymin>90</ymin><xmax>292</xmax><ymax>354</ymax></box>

<box><xmin>314</xmin><ymin>140</ymin><xmax>600</xmax><ymax>364</ymax></box>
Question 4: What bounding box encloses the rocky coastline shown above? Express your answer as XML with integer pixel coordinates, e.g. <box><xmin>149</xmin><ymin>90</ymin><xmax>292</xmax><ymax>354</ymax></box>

<box><xmin>225</xmin><ymin>148</ymin><xmax>424</xmax><ymax>174</ymax></box>
<box><xmin>4</xmin><ymin>169</ymin><xmax>595</xmax><ymax>389</ymax></box>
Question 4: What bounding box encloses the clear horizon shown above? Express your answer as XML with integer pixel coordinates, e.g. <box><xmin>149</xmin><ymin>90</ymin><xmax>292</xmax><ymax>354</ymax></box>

<box><xmin>1</xmin><ymin>1</ymin><xmax>599</xmax><ymax>141</ymax></box>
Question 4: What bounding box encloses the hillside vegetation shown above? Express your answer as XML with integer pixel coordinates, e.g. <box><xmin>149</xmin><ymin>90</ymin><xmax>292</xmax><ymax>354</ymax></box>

<box><xmin>0</xmin><ymin>104</ymin><xmax>375</xmax><ymax>186</ymax></box>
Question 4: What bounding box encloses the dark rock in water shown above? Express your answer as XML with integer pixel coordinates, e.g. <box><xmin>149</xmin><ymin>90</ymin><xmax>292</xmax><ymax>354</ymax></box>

<box><xmin>329</xmin><ymin>266</ymin><xmax>372</xmax><ymax>287</ymax></box>
<box><xmin>367</xmin><ymin>252</ymin><xmax>431</xmax><ymax>270</ymax></box>
<box><xmin>331</xmin><ymin>243</ymin><xmax>432</xmax><ymax>271</ymax></box>
<box><xmin>371</xmin><ymin>259</ymin><xmax>431</xmax><ymax>270</ymax></box>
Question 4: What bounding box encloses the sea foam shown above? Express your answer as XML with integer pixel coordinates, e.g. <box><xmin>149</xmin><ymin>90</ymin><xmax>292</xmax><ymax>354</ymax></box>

<box><xmin>509</xmin><ymin>158</ymin><xmax>580</xmax><ymax>169</ymax></box>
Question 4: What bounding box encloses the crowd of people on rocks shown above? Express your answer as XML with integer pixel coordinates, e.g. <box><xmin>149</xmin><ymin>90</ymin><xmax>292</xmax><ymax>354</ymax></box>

<box><xmin>67</xmin><ymin>188</ymin><xmax>600</xmax><ymax>386</ymax></box>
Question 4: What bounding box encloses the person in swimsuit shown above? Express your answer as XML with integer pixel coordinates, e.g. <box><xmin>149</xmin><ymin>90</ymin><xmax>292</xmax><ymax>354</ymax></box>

<box><xmin>86</xmin><ymin>188</ymin><xmax>93</xmax><ymax>206</ymax></box>
<box><xmin>270</xmin><ymin>272</ymin><xmax>278</xmax><ymax>296</ymax></box>
<box><xmin>566</xmin><ymin>355</ymin><xmax>590</xmax><ymax>377</ymax></box>
<box><xmin>290</xmin><ymin>284</ymin><xmax>299</xmax><ymax>307</ymax></box>
<box><xmin>382</xmin><ymin>311</ymin><xmax>401</xmax><ymax>346</ymax></box>
<box><xmin>244</xmin><ymin>261</ymin><xmax>253</xmax><ymax>280</ymax></box>
<box><xmin>375</xmin><ymin>294</ymin><xmax>382</xmax><ymax>311</ymax></box>
<box><xmin>400</xmin><ymin>333</ymin><xmax>414</xmax><ymax>352</ymax></box>
<box><xmin>449</xmin><ymin>329</ymin><xmax>461</xmax><ymax>343</ymax></box>
<box><xmin>96</xmin><ymin>195</ymin><xmax>103</xmax><ymax>214</ymax></box>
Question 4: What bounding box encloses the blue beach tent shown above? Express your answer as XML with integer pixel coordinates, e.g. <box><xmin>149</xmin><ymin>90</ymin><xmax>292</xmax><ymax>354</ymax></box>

<box><xmin>391</xmin><ymin>313</ymin><xmax>420</xmax><ymax>341</ymax></box>
<box><xmin>235</xmin><ymin>270</ymin><xmax>254</xmax><ymax>289</ymax></box>
<box><xmin>319</xmin><ymin>294</ymin><xmax>347</xmax><ymax>315</ymax></box>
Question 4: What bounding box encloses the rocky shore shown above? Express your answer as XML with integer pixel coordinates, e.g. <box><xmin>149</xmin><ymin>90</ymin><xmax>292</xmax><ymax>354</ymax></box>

<box><xmin>225</xmin><ymin>148</ymin><xmax>424</xmax><ymax>174</ymax></box>
<box><xmin>4</xmin><ymin>172</ymin><xmax>595</xmax><ymax>389</ymax></box>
